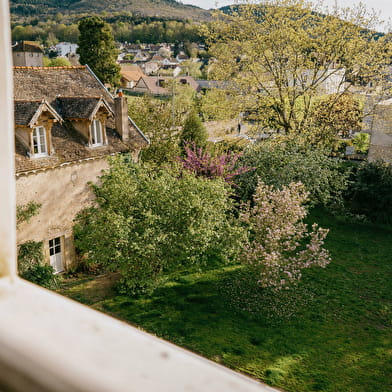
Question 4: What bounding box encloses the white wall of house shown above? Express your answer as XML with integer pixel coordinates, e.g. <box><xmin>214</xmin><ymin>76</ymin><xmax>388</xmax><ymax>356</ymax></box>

<box><xmin>55</xmin><ymin>42</ymin><xmax>78</xmax><ymax>57</ymax></box>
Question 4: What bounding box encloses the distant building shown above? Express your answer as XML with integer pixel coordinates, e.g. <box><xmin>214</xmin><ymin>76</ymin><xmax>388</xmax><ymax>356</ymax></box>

<box><xmin>120</xmin><ymin>64</ymin><xmax>145</xmax><ymax>89</ymax></box>
<box><xmin>12</xmin><ymin>41</ymin><xmax>43</xmax><ymax>67</ymax></box>
<box><xmin>55</xmin><ymin>42</ymin><xmax>78</xmax><ymax>57</ymax></box>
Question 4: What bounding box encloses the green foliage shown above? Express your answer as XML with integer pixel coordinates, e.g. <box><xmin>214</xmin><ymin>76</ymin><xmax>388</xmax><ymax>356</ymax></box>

<box><xmin>204</xmin><ymin>0</ymin><xmax>392</xmax><ymax>142</ymax></box>
<box><xmin>199</xmin><ymin>89</ymin><xmax>240</xmax><ymax>121</ymax></box>
<box><xmin>309</xmin><ymin>94</ymin><xmax>363</xmax><ymax>146</ymax></box>
<box><xmin>16</xmin><ymin>201</ymin><xmax>41</xmax><ymax>225</ymax></box>
<box><xmin>127</xmin><ymin>96</ymin><xmax>181</xmax><ymax>166</ymax></box>
<box><xmin>18</xmin><ymin>241</ymin><xmax>60</xmax><ymax>289</ymax></box>
<box><xmin>59</xmin><ymin>209</ymin><xmax>392</xmax><ymax>392</ymax></box>
<box><xmin>236</xmin><ymin>142</ymin><xmax>350</xmax><ymax>207</ymax></box>
<box><xmin>43</xmin><ymin>57</ymin><xmax>72</xmax><ymax>67</ymax></box>
<box><xmin>181</xmin><ymin>110</ymin><xmax>208</xmax><ymax>148</ymax></box>
<box><xmin>346</xmin><ymin>160</ymin><xmax>392</xmax><ymax>223</ymax></box>
<box><xmin>74</xmin><ymin>157</ymin><xmax>244</xmax><ymax>294</ymax></box>
<box><xmin>77</xmin><ymin>16</ymin><xmax>120</xmax><ymax>86</ymax></box>
<box><xmin>352</xmin><ymin>132</ymin><xmax>370</xmax><ymax>154</ymax></box>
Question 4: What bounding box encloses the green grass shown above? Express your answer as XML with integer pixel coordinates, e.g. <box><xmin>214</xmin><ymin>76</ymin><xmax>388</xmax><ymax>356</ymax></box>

<box><xmin>57</xmin><ymin>210</ymin><xmax>392</xmax><ymax>392</ymax></box>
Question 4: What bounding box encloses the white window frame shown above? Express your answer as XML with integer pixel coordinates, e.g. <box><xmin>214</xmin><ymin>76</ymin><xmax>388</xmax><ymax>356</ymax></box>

<box><xmin>91</xmin><ymin>118</ymin><xmax>103</xmax><ymax>147</ymax></box>
<box><xmin>32</xmin><ymin>125</ymin><xmax>48</xmax><ymax>157</ymax></box>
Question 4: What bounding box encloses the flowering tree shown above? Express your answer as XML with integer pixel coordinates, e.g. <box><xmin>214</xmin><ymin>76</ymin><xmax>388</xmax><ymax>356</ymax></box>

<box><xmin>179</xmin><ymin>143</ymin><xmax>252</xmax><ymax>185</ymax></box>
<box><xmin>240</xmin><ymin>181</ymin><xmax>330</xmax><ymax>290</ymax></box>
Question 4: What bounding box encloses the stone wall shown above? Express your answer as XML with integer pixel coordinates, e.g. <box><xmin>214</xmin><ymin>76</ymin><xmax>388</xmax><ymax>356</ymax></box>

<box><xmin>364</xmin><ymin>98</ymin><xmax>392</xmax><ymax>163</ymax></box>
<box><xmin>16</xmin><ymin>157</ymin><xmax>109</xmax><ymax>270</ymax></box>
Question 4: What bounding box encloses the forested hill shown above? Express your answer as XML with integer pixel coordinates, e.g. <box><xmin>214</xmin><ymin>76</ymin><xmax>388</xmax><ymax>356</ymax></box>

<box><xmin>10</xmin><ymin>0</ymin><xmax>212</xmax><ymax>21</ymax></box>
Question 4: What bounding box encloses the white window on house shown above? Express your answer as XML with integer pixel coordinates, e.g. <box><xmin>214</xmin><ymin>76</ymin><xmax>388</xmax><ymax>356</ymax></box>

<box><xmin>91</xmin><ymin>119</ymin><xmax>103</xmax><ymax>146</ymax></box>
<box><xmin>32</xmin><ymin>126</ymin><xmax>48</xmax><ymax>157</ymax></box>
<box><xmin>49</xmin><ymin>237</ymin><xmax>63</xmax><ymax>274</ymax></box>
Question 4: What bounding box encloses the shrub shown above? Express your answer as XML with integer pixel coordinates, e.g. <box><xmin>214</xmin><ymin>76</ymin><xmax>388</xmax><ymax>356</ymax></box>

<box><xmin>178</xmin><ymin>143</ymin><xmax>252</xmax><ymax>185</ymax></box>
<box><xmin>181</xmin><ymin>110</ymin><xmax>208</xmax><ymax>148</ymax></box>
<box><xmin>74</xmin><ymin>157</ymin><xmax>245</xmax><ymax>294</ymax></box>
<box><xmin>239</xmin><ymin>181</ymin><xmax>331</xmax><ymax>291</ymax></box>
<box><xmin>346</xmin><ymin>160</ymin><xmax>392</xmax><ymax>223</ymax></box>
<box><xmin>236</xmin><ymin>142</ymin><xmax>350</xmax><ymax>207</ymax></box>
<box><xmin>18</xmin><ymin>241</ymin><xmax>59</xmax><ymax>289</ymax></box>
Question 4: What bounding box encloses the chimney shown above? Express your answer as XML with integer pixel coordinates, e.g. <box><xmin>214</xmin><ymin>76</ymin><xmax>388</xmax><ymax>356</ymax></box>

<box><xmin>114</xmin><ymin>95</ymin><xmax>129</xmax><ymax>142</ymax></box>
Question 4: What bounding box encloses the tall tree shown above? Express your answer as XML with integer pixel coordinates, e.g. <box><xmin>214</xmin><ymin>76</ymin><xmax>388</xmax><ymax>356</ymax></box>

<box><xmin>77</xmin><ymin>16</ymin><xmax>120</xmax><ymax>86</ymax></box>
<box><xmin>181</xmin><ymin>110</ymin><xmax>208</xmax><ymax>148</ymax></box>
<box><xmin>204</xmin><ymin>0</ymin><xmax>392</xmax><ymax>142</ymax></box>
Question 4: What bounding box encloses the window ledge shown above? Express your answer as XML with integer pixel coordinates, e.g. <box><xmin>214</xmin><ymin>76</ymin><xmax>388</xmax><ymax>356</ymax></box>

<box><xmin>0</xmin><ymin>277</ymin><xmax>277</xmax><ymax>392</ymax></box>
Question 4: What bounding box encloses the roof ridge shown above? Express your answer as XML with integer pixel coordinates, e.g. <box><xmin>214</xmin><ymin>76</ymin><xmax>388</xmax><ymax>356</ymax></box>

<box><xmin>13</xmin><ymin>66</ymin><xmax>86</xmax><ymax>70</ymax></box>
<box><xmin>56</xmin><ymin>96</ymin><xmax>102</xmax><ymax>99</ymax></box>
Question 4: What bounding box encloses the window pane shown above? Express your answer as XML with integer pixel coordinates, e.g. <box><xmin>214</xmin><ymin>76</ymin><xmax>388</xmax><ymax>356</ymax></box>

<box><xmin>33</xmin><ymin>127</ymin><xmax>47</xmax><ymax>155</ymax></box>
<box><xmin>92</xmin><ymin>120</ymin><xmax>103</xmax><ymax>145</ymax></box>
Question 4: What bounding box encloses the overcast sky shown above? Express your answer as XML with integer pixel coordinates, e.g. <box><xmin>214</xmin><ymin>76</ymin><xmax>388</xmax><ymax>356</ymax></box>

<box><xmin>184</xmin><ymin>0</ymin><xmax>392</xmax><ymax>28</ymax></box>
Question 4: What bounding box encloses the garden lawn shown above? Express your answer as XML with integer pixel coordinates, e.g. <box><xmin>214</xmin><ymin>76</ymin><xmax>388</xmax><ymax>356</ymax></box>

<box><xmin>57</xmin><ymin>210</ymin><xmax>392</xmax><ymax>392</ymax></box>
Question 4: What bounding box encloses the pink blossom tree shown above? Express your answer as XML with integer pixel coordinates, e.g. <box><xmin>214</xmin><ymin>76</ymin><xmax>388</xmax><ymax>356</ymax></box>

<box><xmin>240</xmin><ymin>181</ymin><xmax>331</xmax><ymax>290</ymax></box>
<box><xmin>179</xmin><ymin>143</ymin><xmax>252</xmax><ymax>185</ymax></box>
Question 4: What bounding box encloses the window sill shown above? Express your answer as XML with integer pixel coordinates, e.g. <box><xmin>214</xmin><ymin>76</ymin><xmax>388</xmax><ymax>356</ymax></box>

<box><xmin>0</xmin><ymin>277</ymin><xmax>275</xmax><ymax>392</ymax></box>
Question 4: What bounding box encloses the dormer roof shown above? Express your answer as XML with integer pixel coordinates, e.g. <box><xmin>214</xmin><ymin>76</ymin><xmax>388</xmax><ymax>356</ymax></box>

<box><xmin>13</xmin><ymin>66</ymin><xmax>148</xmax><ymax>146</ymax></box>
<box><xmin>55</xmin><ymin>96</ymin><xmax>114</xmax><ymax>121</ymax></box>
<box><xmin>14</xmin><ymin>100</ymin><xmax>62</xmax><ymax>127</ymax></box>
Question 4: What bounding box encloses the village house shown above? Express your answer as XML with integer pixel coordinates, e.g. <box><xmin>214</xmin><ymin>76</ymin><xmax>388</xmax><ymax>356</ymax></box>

<box><xmin>119</xmin><ymin>64</ymin><xmax>145</xmax><ymax>89</ymax></box>
<box><xmin>14</xmin><ymin>65</ymin><xmax>148</xmax><ymax>272</ymax></box>
<box><xmin>12</xmin><ymin>41</ymin><xmax>43</xmax><ymax>67</ymax></box>
<box><xmin>131</xmin><ymin>75</ymin><xmax>199</xmax><ymax>96</ymax></box>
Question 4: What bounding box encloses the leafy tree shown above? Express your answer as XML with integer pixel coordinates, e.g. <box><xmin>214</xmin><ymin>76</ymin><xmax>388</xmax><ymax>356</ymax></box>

<box><xmin>77</xmin><ymin>16</ymin><xmax>120</xmax><ymax>86</ymax></box>
<box><xmin>181</xmin><ymin>110</ymin><xmax>208</xmax><ymax>148</ymax></box>
<box><xmin>236</xmin><ymin>142</ymin><xmax>350</xmax><ymax>207</ymax></box>
<box><xmin>127</xmin><ymin>96</ymin><xmax>181</xmax><ymax>166</ymax></box>
<box><xmin>310</xmin><ymin>94</ymin><xmax>363</xmax><ymax>145</ymax></box>
<box><xmin>204</xmin><ymin>0</ymin><xmax>392</xmax><ymax>141</ymax></box>
<box><xmin>74</xmin><ymin>157</ymin><xmax>244</xmax><ymax>294</ymax></box>
<box><xmin>352</xmin><ymin>132</ymin><xmax>370</xmax><ymax>154</ymax></box>
<box><xmin>199</xmin><ymin>88</ymin><xmax>240</xmax><ymax>121</ymax></box>
<box><xmin>240</xmin><ymin>181</ymin><xmax>330</xmax><ymax>290</ymax></box>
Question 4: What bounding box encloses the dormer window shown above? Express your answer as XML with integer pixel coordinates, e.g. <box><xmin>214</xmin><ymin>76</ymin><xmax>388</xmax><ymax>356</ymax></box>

<box><xmin>32</xmin><ymin>126</ymin><xmax>48</xmax><ymax>157</ymax></box>
<box><xmin>91</xmin><ymin>119</ymin><xmax>103</xmax><ymax>146</ymax></box>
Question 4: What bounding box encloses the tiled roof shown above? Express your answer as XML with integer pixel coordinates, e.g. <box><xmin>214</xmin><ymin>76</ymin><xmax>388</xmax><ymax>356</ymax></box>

<box><xmin>121</xmin><ymin>70</ymin><xmax>145</xmax><ymax>82</ymax></box>
<box><xmin>13</xmin><ymin>66</ymin><xmax>148</xmax><ymax>146</ymax></box>
<box><xmin>15</xmin><ymin>123</ymin><xmax>130</xmax><ymax>174</ymax></box>
<box><xmin>14</xmin><ymin>101</ymin><xmax>41</xmax><ymax>126</ymax></box>
<box><xmin>13</xmin><ymin>66</ymin><xmax>112</xmax><ymax>103</ymax></box>
<box><xmin>55</xmin><ymin>97</ymin><xmax>112</xmax><ymax>120</ymax></box>
<box><xmin>13</xmin><ymin>41</ymin><xmax>43</xmax><ymax>53</ymax></box>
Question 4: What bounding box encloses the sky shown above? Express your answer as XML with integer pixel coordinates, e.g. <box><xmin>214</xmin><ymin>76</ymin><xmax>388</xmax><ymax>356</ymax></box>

<box><xmin>183</xmin><ymin>0</ymin><xmax>392</xmax><ymax>27</ymax></box>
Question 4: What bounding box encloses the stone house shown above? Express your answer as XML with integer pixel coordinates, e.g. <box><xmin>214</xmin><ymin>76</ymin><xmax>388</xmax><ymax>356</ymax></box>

<box><xmin>12</xmin><ymin>41</ymin><xmax>43</xmax><ymax>67</ymax></box>
<box><xmin>14</xmin><ymin>65</ymin><xmax>149</xmax><ymax>272</ymax></box>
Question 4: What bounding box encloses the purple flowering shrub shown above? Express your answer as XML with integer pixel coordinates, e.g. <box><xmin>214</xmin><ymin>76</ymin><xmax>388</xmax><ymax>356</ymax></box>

<box><xmin>240</xmin><ymin>181</ymin><xmax>331</xmax><ymax>290</ymax></box>
<box><xmin>178</xmin><ymin>143</ymin><xmax>252</xmax><ymax>185</ymax></box>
